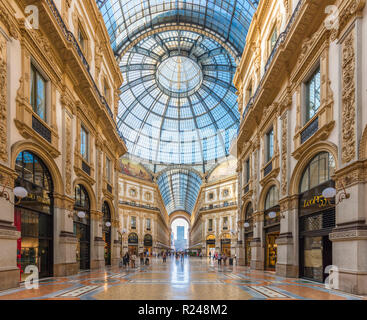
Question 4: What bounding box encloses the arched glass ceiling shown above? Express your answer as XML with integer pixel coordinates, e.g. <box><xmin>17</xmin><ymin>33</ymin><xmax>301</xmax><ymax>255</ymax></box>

<box><xmin>96</xmin><ymin>0</ymin><xmax>259</xmax><ymax>58</ymax></box>
<box><xmin>157</xmin><ymin>169</ymin><xmax>202</xmax><ymax>215</ymax></box>
<box><xmin>117</xmin><ymin>30</ymin><xmax>239</xmax><ymax>165</ymax></box>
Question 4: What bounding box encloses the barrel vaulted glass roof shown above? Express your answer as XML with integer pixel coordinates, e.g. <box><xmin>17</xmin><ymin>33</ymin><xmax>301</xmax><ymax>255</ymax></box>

<box><xmin>157</xmin><ymin>168</ymin><xmax>202</xmax><ymax>215</ymax></box>
<box><xmin>96</xmin><ymin>0</ymin><xmax>259</xmax><ymax>58</ymax></box>
<box><xmin>96</xmin><ymin>0</ymin><xmax>258</xmax><ymax>214</ymax></box>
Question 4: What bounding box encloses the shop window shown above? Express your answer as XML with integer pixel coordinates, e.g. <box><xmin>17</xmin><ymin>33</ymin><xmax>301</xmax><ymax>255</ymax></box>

<box><xmin>266</xmin><ymin>128</ymin><xmax>274</xmax><ymax>163</ymax></box>
<box><xmin>208</xmin><ymin>192</ymin><xmax>214</xmax><ymax>200</ymax></box>
<box><xmin>146</xmin><ymin>218</ymin><xmax>151</xmax><ymax>231</ymax></box>
<box><xmin>305</xmin><ymin>66</ymin><xmax>321</xmax><ymax>123</ymax></box>
<box><xmin>245</xmin><ymin>202</ymin><xmax>253</xmax><ymax>221</ymax></box>
<box><xmin>30</xmin><ymin>63</ymin><xmax>47</xmax><ymax>121</ymax></box>
<box><xmin>80</xmin><ymin>125</ymin><xmax>89</xmax><ymax>162</ymax></box>
<box><xmin>299</xmin><ymin>152</ymin><xmax>335</xmax><ymax>193</ymax></box>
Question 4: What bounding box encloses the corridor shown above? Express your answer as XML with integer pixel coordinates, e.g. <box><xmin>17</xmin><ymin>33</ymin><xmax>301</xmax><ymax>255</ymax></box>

<box><xmin>0</xmin><ymin>258</ymin><xmax>364</xmax><ymax>300</ymax></box>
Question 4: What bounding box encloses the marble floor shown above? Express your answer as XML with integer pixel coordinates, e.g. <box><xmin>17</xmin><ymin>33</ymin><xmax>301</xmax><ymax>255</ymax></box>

<box><xmin>0</xmin><ymin>257</ymin><xmax>365</xmax><ymax>300</ymax></box>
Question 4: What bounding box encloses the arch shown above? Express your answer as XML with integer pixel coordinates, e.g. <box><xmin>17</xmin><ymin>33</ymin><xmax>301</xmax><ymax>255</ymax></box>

<box><xmin>241</xmin><ymin>198</ymin><xmax>253</xmax><ymax>221</ymax></box>
<box><xmin>102</xmin><ymin>197</ymin><xmax>115</xmax><ymax>220</ymax></box>
<box><xmin>169</xmin><ymin>210</ymin><xmax>191</xmax><ymax>226</ymax></box>
<box><xmin>73</xmin><ymin>178</ymin><xmax>97</xmax><ymax>212</ymax></box>
<box><xmin>289</xmin><ymin>141</ymin><xmax>338</xmax><ymax>196</ymax></box>
<box><xmin>359</xmin><ymin>125</ymin><xmax>367</xmax><ymax>159</ymax></box>
<box><xmin>11</xmin><ymin>141</ymin><xmax>63</xmax><ymax>195</ymax></box>
<box><xmin>258</xmin><ymin>178</ymin><xmax>280</xmax><ymax>212</ymax></box>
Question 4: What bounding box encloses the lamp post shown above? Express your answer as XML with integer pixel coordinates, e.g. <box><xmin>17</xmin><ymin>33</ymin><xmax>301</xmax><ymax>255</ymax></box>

<box><xmin>0</xmin><ymin>174</ymin><xmax>28</xmax><ymax>205</ymax></box>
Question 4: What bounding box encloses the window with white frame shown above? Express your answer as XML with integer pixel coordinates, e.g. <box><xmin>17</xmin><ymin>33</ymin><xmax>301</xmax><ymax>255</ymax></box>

<box><xmin>80</xmin><ymin>125</ymin><xmax>89</xmax><ymax>162</ymax></box>
<box><xmin>30</xmin><ymin>63</ymin><xmax>47</xmax><ymax>121</ymax></box>
<box><xmin>305</xmin><ymin>66</ymin><xmax>321</xmax><ymax>123</ymax></box>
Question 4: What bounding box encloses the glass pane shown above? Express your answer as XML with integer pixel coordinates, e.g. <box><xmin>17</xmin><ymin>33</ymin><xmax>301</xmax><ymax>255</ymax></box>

<box><xmin>33</xmin><ymin>158</ymin><xmax>43</xmax><ymax>187</ymax></box>
<box><xmin>306</xmin><ymin>68</ymin><xmax>321</xmax><ymax>122</ymax></box>
<box><xmin>30</xmin><ymin>66</ymin><xmax>35</xmax><ymax>109</ymax></box>
<box><xmin>36</xmin><ymin>72</ymin><xmax>46</xmax><ymax>121</ymax></box>
<box><xmin>309</xmin><ymin>160</ymin><xmax>319</xmax><ymax>189</ymax></box>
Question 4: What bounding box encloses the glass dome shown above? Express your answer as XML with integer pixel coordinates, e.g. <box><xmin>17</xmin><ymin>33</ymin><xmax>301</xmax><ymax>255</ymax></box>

<box><xmin>118</xmin><ymin>30</ymin><xmax>240</xmax><ymax>165</ymax></box>
<box><xmin>156</xmin><ymin>56</ymin><xmax>202</xmax><ymax>96</ymax></box>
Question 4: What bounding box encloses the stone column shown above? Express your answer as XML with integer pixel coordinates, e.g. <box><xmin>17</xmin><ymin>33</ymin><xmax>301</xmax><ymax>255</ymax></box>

<box><xmin>0</xmin><ymin>167</ymin><xmax>20</xmax><ymax>290</ymax></box>
<box><xmin>237</xmin><ymin>221</ymin><xmax>245</xmax><ymax>266</ymax></box>
<box><xmin>54</xmin><ymin>196</ymin><xmax>78</xmax><ymax>276</ymax></box>
<box><xmin>276</xmin><ymin>196</ymin><xmax>298</xmax><ymax>278</ymax></box>
<box><xmin>251</xmin><ymin>214</ymin><xmax>264</xmax><ymax>270</ymax></box>
<box><xmin>91</xmin><ymin>210</ymin><xmax>104</xmax><ymax>269</ymax></box>
<box><xmin>330</xmin><ymin>167</ymin><xmax>367</xmax><ymax>295</ymax></box>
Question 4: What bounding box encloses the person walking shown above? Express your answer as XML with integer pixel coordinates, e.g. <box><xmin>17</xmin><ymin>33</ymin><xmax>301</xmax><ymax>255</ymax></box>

<box><xmin>218</xmin><ymin>253</ymin><xmax>222</xmax><ymax>265</ymax></box>
<box><xmin>163</xmin><ymin>252</ymin><xmax>167</xmax><ymax>263</ymax></box>
<box><xmin>140</xmin><ymin>252</ymin><xmax>144</xmax><ymax>266</ymax></box>
<box><xmin>223</xmin><ymin>253</ymin><xmax>227</xmax><ymax>266</ymax></box>
<box><xmin>131</xmin><ymin>253</ymin><xmax>136</xmax><ymax>268</ymax></box>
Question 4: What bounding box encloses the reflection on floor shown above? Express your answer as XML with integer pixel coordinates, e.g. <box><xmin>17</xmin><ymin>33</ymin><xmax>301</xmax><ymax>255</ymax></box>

<box><xmin>0</xmin><ymin>258</ymin><xmax>365</xmax><ymax>300</ymax></box>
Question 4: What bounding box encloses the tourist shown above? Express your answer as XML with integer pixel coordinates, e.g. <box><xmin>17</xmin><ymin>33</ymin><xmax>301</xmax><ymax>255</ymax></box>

<box><xmin>218</xmin><ymin>253</ymin><xmax>222</xmax><ymax>265</ymax></box>
<box><xmin>131</xmin><ymin>253</ymin><xmax>136</xmax><ymax>268</ymax></box>
<box><xmin>223</xmin><ymin>253</ymin><xmax>227</xmax><ymax>266</ymax></box>
<box><xmin>140</xmin><ymin>252</ymin><xmax>144</xmax><ymax>265</ymax></box>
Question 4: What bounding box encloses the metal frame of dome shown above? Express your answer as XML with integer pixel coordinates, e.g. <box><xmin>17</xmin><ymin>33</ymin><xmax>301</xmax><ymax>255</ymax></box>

<box><xmin>117</xmin><ymin>29</ymin><xmax>239</xmax><ymax>166</ymax></box>
<box><xmin>157</xmin><ymin>168</ymin><xmax>202</xmax><ymax>215</ymax></box>
<box><xmin>96</xmin><ymin>0</ymin><xmax>259</xmax><ymax>59</ymax></box>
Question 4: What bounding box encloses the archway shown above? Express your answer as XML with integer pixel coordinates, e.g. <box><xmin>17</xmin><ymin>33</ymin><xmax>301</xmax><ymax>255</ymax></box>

<box><xmin>206</xmin><ymin>235</ymin><xmax>216</xmax><ymax>257</ymax></box>
<box><xmin>74</xmin><ymin>184</ymin><xmax>91</xmax><ymax>270</ymax></box>
<box><xmin>14</xmin><ymin>151</ymin><xmax>54</xmax><ymax>280</ymax></box>
<box><xmin>128</xmin><ymin>233</ymin><xmax>138</xmax><ymax>255</ymax></box>
<box><xmin>171</xmin><ymin>218</ymin><xmax>189</xmax><ymax>252</ymax></box>
<box><xmin>298</xmin><ymin>151</ymin><xmax>336</xmax><ymax>283</ymax></box>
<box><xmin>102</xmin><ymin>202</ymin><xmax>112</xmax><ymax>266</ymax></box>
<box><xmin>144</xmin><ymin>234</ymin><xmax>153</xmax><ymax>256</ymax></box>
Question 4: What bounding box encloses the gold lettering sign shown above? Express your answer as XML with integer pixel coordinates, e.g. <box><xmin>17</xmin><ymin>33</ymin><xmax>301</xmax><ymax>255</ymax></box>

<box><xmin>303</xmin><ymin>195</ymin><xmax>332</xmax><ymax>208</ymax></box>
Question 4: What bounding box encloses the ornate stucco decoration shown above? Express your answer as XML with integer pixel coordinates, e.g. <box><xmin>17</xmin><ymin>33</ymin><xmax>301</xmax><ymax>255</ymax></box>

<box><xmin>0</xmin><ymin>34</ymin><xmax>7</xmax><ymax>162</ymax></box>
<box><xmin>281</xmin><ymin>113</ymin><xmax>288</xmax><ymax>196</ymax></box>
<box><xmin>341</xmin><ymin>30</ymin><xmax>356</xmax><ymax>164</ymax></box>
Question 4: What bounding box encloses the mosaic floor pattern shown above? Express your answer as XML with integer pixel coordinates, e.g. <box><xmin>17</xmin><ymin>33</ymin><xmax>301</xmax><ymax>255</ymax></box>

<box><xmin>0</xmin><ymin>258</ymin><xmax>365</xmax><ymax>300</ymax></box>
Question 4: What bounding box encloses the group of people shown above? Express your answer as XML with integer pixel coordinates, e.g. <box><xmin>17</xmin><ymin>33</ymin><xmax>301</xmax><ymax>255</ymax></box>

<box><xmin>121</xmin><ymin>251</ymin><xmax>151</xmax><ymax>269</ymax></box>
<box><xmin>209</xmin><ymin>252</ymin><xmax>236</xmax><ymax>266</ymax></box>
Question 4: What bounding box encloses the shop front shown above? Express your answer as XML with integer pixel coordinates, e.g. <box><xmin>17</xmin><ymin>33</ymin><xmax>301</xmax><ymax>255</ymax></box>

<box><xmin>221</xmin><ymin>234</ymin><xmax>231</xmax><ymax>256</ymax></box>
<box><xmin>206</xmin><ymin>235</ymin><xmax>216</xmax><ymax>257</ymax></box>
<box><xmin>74</xmin><ymin>185</ymin><xmax>91</xmax><ymax>270</ymax></box>
<box><xmin>102</xmin><ymin>202</ymin><xmax>112</xmax><ymax>266</ymax></box>
<box><xmin>144</xmin><ymin>234</ymin><xmax>153</xmax><ymax>255</ymax></box>
<box><xmin>298</xmin><ymin>152</ymin><xmax>335</xmax><ymax>283</ymax></box>
<box><xmin>244</xmin><ymin>202</ymin><xmax>253</xmax><ymax>266</ymax></box>
<box><xmin>14</xmin><ymin>151</ymin><xmax>54</xmax><ymax>281</ymax></box>
<box><xmin>263</xmin><ymin>186</ymin><xmax>280</xmax><ymax>271</ymax></box>
<box><xmin>128</xmin><ymin>233</ymin><xmax>139</xmax><ymax>255</ymax></box>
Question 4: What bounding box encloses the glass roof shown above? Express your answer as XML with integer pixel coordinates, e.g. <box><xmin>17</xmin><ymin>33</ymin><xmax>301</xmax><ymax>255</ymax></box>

<box><xmin>96</xmin><ymin>0</ymin><xmax>259</xmax><ymax>58</ymax></box>
<box><xmin>156</xmin><ymin>56</ymin><xmax>202</xmax><ymax>95</ymax></box>
<box><xmin>157</xmin><ymin>169</ymin><xmax>202</xmax><ymax>215</ymax></box>
<box><xmin>96</xmin><ymin>0</ymin><xmax>258</xmax><ymax>213</ymax></box>
<box><xmin>117</xmin><ymin>29</ymin><xmax>240</xmax><ymax>165</ymax></box>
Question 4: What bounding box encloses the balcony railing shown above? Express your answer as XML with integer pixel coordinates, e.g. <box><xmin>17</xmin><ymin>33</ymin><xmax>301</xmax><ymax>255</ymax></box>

<box><xmin>242</xmin><ymin>0</ymin><xmax>304</xmax><ymax>119</ymax></box>
<box><xmin>119</xmin><ymin>200</ymin><xmax>159</xmax><ymax>211</ymax></box>
<box><xmin>45</xmin><ymin>0</ymin><xmax>126</xmax><ymax>144</ymax></box>
<box><xmin>200</xmin><ymin>202</ymin><xmax>237</xmax><ymax>212</ymax></box>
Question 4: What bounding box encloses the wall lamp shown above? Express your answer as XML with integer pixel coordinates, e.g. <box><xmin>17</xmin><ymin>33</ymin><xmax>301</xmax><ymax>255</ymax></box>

<box><xmin>68</xmin><ymin>211</ymin><xmax>86</xmax><ymax>219</ymax></box>
<box><xmin>322</xmin><ymin>183</ymin><xmax>350</xmax><ymax>206</ymax></box>
<box><xmin>268</xmin><ymin>211</ymin><xmax>286</xmax><ymax>219</ymax></box>
<box><xmin>0</xmin><ymin>174</ymin><xmax>28</xmax><ymax>206</ymax></box>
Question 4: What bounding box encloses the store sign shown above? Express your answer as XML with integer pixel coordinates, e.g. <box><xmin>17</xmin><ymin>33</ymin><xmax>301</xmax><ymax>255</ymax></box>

<box><xmin>206</xmin><ymin>239</ymin><xmax>215</xmax><ymax>245</ymax></box>
<box><xmin>221</xmin><ymin>239</ymin><xmax>231</xmax><ymax>244</ymax></box>
<box><xmin>300</xmin><ymin>182</ymin><xmax>335</xmax><ymax>215</ymax></box>
<box><xmin>128</xmin><ymin>233</ymin><xmax>138</xmax><ymax>244</ymax></box>
<box><xmin>302</xmin><ymin>195</ymin><xmax>332</xmax><ymax>208</ymax></box>
<box><xmin>144</xmin><ymin>235</ymin><xmax>153</xmax><ymax>247</ymax></box>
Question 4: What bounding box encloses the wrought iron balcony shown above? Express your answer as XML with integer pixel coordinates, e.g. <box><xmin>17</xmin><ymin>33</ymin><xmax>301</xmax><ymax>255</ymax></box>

<box><xmin>45</xmin><ymin>0</ymin><xmax>126</xmax><ymax>144</ymax></box>
<box><xmin>200</xmin><ymin>202</ymin><xmax>237</xmax><ymax>212</ymax></box>
<box><xmin>242</xmin><ymin>0</ymin><xmax>304</xmax><ymax>119</ymax></box>
<box><xmin>119</xmin><ymin>200</ymin><xmax>159</xmax><ymax>211</ymax></box>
